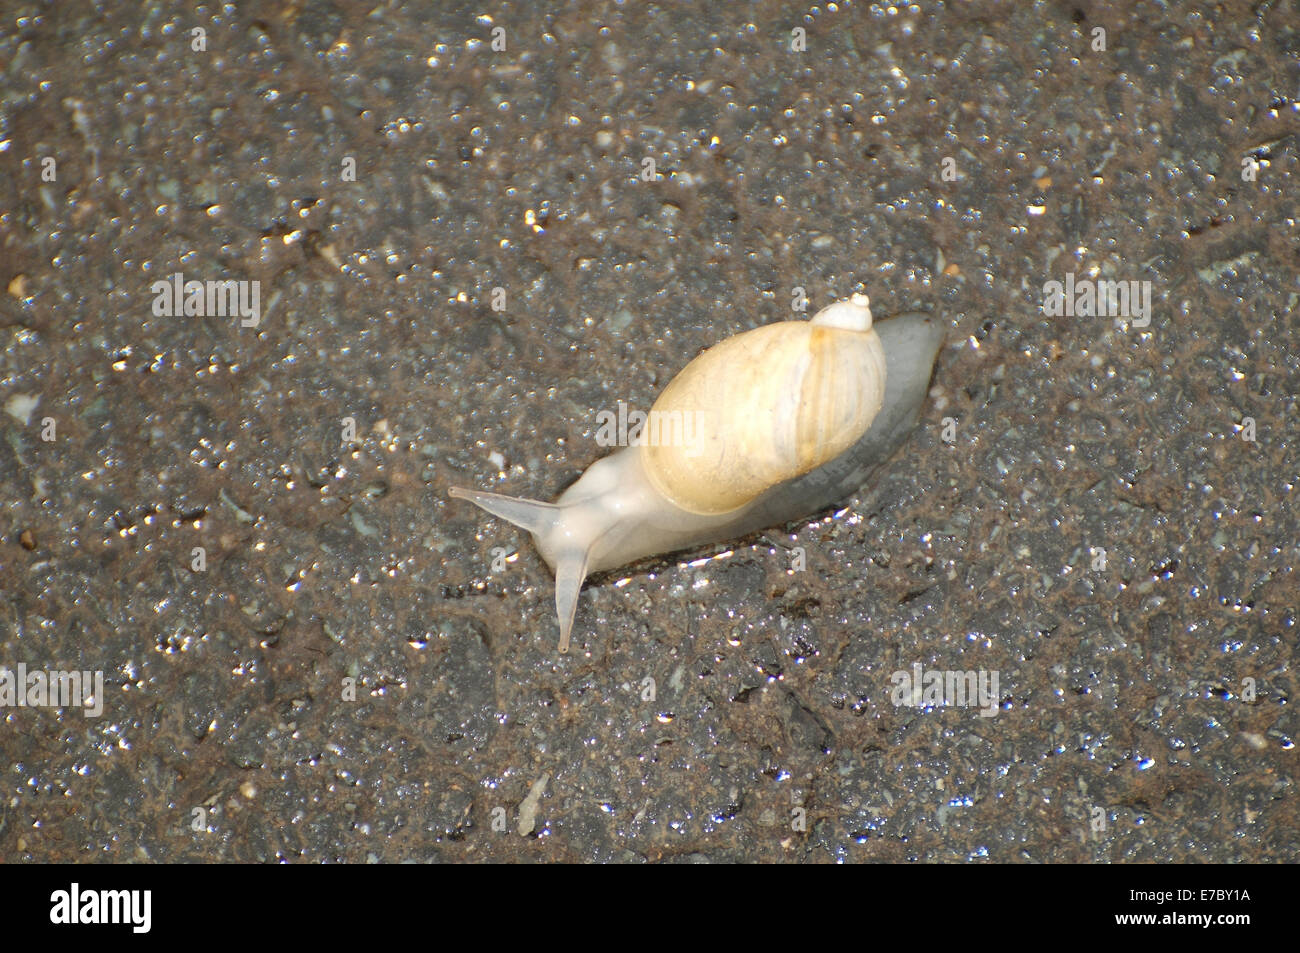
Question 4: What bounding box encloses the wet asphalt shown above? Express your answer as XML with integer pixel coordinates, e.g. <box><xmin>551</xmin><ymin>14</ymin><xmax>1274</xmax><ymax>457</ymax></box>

<box><xmin>0</xmin><ymin>1</ymin><xmax>1295</xmax><ymax>861</ymax></box>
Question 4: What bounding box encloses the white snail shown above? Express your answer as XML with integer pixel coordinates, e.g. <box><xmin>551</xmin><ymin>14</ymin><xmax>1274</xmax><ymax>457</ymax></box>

<box><xmin>449</xmin><ymin>294</ymin><xmax>944</xmax><ymax>652</ymax></box>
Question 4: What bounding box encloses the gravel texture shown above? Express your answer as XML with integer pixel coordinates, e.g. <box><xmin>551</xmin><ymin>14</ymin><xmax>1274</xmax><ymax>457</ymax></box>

<box><xmin>0</xmin><ymin>0</ymin><xmax>1295</xmax><ymax>862</ymax></box>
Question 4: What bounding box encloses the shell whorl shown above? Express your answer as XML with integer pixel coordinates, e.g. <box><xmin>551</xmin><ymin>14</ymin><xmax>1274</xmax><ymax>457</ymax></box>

<box><xmin>642</xmin><ymin>295</ymin><xmax>888</xmax><ymax>515</ymax></box>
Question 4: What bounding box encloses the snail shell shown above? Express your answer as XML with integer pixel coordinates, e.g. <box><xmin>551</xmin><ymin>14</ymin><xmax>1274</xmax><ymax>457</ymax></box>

<box><xmin>449</xmin><ymin>294</ymin><xmax>944</xmax><ymax>652</ymax></box>
<box><xmin>644</xmin><ymin>297</ymin><xmax>887</xmax><ymax>514</ymax></box>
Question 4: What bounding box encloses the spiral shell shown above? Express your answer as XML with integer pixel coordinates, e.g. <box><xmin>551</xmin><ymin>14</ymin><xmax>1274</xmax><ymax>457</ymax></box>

<box><xmin>642</xmin><ymin>294</ymin><xmax>887</xmax><ymax>515</ymax></box>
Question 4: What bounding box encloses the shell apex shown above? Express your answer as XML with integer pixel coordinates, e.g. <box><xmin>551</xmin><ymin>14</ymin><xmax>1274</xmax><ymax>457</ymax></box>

<box><xmin>810</xmin><ymin>293</ymin><xmax>873</xmax><ymax>332</ymax></box>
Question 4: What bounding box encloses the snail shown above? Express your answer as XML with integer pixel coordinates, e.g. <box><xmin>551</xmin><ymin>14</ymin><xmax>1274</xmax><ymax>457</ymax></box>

<box><xmin>449</xmin><ymin>293</ymin><xmax>945</xmax><ymax>652</ymax></box>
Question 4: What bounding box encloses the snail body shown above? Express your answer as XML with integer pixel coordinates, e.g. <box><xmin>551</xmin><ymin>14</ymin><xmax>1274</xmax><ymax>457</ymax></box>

<box><xmin>449</xmin><ymin>294</ymin><xmax>944</xmax><ymax>652</ymax></box>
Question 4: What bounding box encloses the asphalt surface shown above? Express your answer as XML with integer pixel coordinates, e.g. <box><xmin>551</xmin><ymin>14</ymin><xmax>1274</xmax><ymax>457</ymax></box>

<box><xmin>0</xmin><ymin>1</ymin><xmax>1295</xmax><ymax>862</ymax></box>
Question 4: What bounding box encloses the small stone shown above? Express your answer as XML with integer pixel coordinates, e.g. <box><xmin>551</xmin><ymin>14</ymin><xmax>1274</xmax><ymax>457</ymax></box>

<box><xmin>517</xmin><ymin>773</ymin><xmax>549</xmax><ymax>836</ymax></box>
